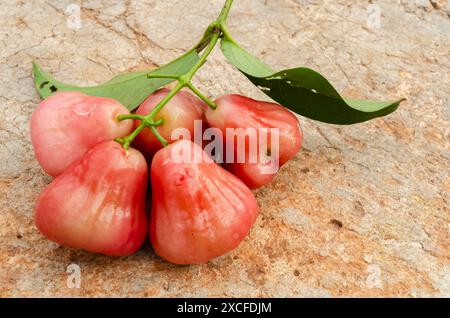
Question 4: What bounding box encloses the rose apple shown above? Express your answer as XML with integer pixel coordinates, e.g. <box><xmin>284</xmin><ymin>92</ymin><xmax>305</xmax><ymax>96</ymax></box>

<box><xmin>30</xmin><ymin>92</ymin><xmax>133</xmax><ymax>177</ymax></box>
<box><xmin>205</xmin><ymin>94</ymin><xmax>302</xmax><ymax>189</ymax></box>
<box><xmin>34</xmin><ymin>141</ymin><xmax>148</xmax><ymax>256</ymax></box>
<box><xmin>150</xmin><ymin>140</ymin><xmax>259</xmax><ymax>264</ymax></box>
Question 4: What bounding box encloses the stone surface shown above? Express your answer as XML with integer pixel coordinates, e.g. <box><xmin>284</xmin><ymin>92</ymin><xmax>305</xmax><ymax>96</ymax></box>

<box><xmin>0</xmin><ymin>0</ymin><xmax>449</xmax><ymax>297</ymax></box>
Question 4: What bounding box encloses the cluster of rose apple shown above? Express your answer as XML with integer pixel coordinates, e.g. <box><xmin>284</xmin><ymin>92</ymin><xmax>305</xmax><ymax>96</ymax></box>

<box><xmin>30</xmin><ymin>0</ymin><xmax>402</xmax><ymax>266</ymax></box>
<box><xmin>31</xmin><ymin>88</ymin><xmax>302</xmax><ymax>264</ymax></box>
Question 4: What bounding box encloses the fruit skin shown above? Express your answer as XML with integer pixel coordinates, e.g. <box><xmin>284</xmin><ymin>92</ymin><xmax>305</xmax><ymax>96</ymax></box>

<box><xmin>31</xmin><ymin>92</ymin><xmax>133</xmax><ymax>177</ymax></box>
<box><xmin>150</xmin><ymin>140</ymin><xmax>259</xmax><ymax>265</ymax></box>
<box><xmin>34</xmin><ymin>141</ymin><xmax>148</xmax><ymax>256</ymax></box>
<box><xmin>205</xmin><ymin>94</ymin><xmax>303</xmax><ymax>189</ymax></box>
<box><xmin>133</xmin><ymin>88</ymin><xmax>206</xmax><ymax>157</ymax></box>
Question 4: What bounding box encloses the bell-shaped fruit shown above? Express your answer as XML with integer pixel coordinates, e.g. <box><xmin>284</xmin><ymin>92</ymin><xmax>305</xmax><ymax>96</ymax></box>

<box><xmin>205</xmin><ymin>94</ymin><xmax>302</xmax><ymax>189</ymax></box>
<box><xmin>150</xmin><ymin>140</ymin><xmax>259</xmax><ymax>264</ymax></box>
<box><xmin>31</xmin><ymin>92</ymin><xmax>133</xmax><ymax>177</ymax></box>
<box><xmin>133</xmin><ymin>88</ymin><xmax>206</xmax><ymax>157</ymax></box>
<box><xmin>34</xmin><ymin>141</ymin><xmax>148</xmax><ymax>256</ymax></box>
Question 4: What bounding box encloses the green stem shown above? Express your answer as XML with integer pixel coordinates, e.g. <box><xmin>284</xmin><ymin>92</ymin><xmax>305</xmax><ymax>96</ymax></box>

<box><xmin>118</xmin><ymin>124</ymin><xmax>146</xmax><ymax>150</ymax></box>
<box><xmin>150</xmin><ymin>126</ymin><xmax>168</xmax><ymax>147</ymax></box>
<box><xmin>186</xmin><ymin>82</ymin><xmax>217</xmax><ymax>110</ymax></box>
<box><xmin>152</xmin><ymin>118</ymin><xmax>164</xmax><ymax>126</ymax></box>
<box><xmin>217</xmin><ymin>0</ymin><xmax>234</xmax><ymax>24</ymax></box>
<box><xmin>116</xmin><ymin>0</ymin><xmax>234</xmax><ymax>149</ymax></box>
<box><xmin>117</xmin><ymin>114</ymin><xmax>164</xmax><ymax>126</ymax></box>
<box><xmin>117</xmin><ymin>114</ymin><xmax>144</xmax><ymax>121</ymax></box>
<box><xmin>146</xmin><ymin>81</ymin><xmax>186</xmax><ymax>120</ymax></box>
<box><xmin>184</xmin><ymin>31</ymin><xmax>220</xmax><ymax>83</ymax></box>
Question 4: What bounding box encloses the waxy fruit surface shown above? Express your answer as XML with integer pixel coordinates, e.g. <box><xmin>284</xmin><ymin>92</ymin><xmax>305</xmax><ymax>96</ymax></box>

<box><xmin>150</xmin><ymin>140</ymin><xmax>259</xmax><ymax>264</ymax></box>
<box><xmin>206</xmin><ymin>94</ymin><xmax>302</xmax><ymax>189</ymax></box>
<box><xmin>34</xmin><ymin>141</ymin><xmax>148</xmax><ymax>256</ymax></box>
<box><xmin>31</xmin><ymin>92</ymin><xmax>133</xmax><ymax>177</ymax></box>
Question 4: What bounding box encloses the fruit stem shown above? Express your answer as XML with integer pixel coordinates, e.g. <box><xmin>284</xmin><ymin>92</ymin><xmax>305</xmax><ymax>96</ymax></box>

<box><xmin>115</xmin><ymin>124</ymin><xmax>145</xmax><ymax>150</ymax></box>
<box><xmin>186</xmin><ymin>82</ymin><xmax>217</xmax><ymax>110</ymax></box>
<box><xmin>150</xmin><ymin>126</ymin><xmax>169</xmax><ymax>147</ymax></box>
<box><xmin>145</xmin><ymin>75</ymin><xmax>217</xmax><ymax>110</ymax></box>
<box><xmin>146</xmin><ymin>81</ymin><xmax>186</xmax><ymax>120</ymax></box>
<box><xmin>115</xmin><ymin>0</ymin><xmax>234</xmax><ymax>149</ymax></box>
<box><xmin>117</xmin><ymin>114</ymin><xmax>144</xmax><ymax>121</ymax></box>
<box><xmin>217</xmin><ymin>0</ymin><xmax>234</xmax><ymax>25</ymax></box>
<box><xmin>115</xmin><ymin>117</ymin><xmax>164</xmax><ymax>150</ymax></box>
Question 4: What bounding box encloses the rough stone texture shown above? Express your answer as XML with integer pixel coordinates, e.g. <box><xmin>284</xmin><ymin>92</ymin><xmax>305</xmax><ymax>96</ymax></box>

<box><xmin>0</xmin><ymin>0</ymin><xmax>449</xmax><ymax>297</ymax></box>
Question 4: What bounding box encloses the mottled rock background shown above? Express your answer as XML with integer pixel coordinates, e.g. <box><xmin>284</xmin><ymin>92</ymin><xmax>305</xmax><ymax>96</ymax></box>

<box><xmin>0</xmin><ymin>0</ymin><xmax>449</xmax><ymax>297</ymax></box>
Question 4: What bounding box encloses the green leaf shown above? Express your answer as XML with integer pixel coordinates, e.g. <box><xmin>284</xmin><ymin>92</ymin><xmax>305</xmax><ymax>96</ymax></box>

<box><xmin>220</xmin><ymin>37</ymin><xmax>404</xmax><ymax>125</ymax></box>
<box><xmin>33</xmin><ymin>49</ymin><xmax>200</xmax><ymax>111</ymax></box>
